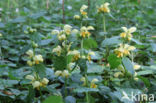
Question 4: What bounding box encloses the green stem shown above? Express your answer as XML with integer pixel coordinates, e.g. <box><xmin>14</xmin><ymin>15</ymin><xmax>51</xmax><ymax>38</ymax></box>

<box><xmin>103</xmin><ymin>14</ymin><xmax>106</xmax><ymax>33</ymax></box>
<box><xmin>81</xmin><ymin>39</ymin><xmax>84</xmax><ymax>56</ymax></box>
<box><xmin>39</xmin><ymin>89</ymin><xmax>43</xmax><ymax>101</ymax></box>
<box><xmin>65</xmin><ymin>78</ymin><xmax>67</xmax><ymax>97</ymax></box>
<box><xmin>85</xmin><ymin>74</ymin><xmax>90</xmax><ymax>103</ymax></box>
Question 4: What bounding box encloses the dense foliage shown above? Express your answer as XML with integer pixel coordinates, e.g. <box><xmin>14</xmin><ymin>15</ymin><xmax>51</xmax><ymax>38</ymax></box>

<box><xmin>0</xmin><ymin>0</ymin><xmax>156</xmax><ymax>103</ymax></box>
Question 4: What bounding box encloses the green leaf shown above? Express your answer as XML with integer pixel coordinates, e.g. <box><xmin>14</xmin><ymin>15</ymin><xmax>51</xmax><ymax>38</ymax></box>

<box><xmin>74</xmin><ymin>87</ymin><xmax>99</xmax><ymax>93</ymax></box>
<box><xmin>78</xmin><ymin>58</ymin><xmax>87</xmax><ymax>75</ymax></box>
<box><xmin>53</xmin><ymin>56</ymin><xmax>67</xmax><ymax>70</ymax></box>
<box><xmin>34</xmin><ymin>64</ymin><xmax>46</xmax><ymax>78</ymax></box>
<box><xmin>39</xmin><ymin>39</ymin><xmax>53</xmax><ymax>46</ymax></box>
<box><xmin>137</xmin><ymin>76</ymin><xmax>151</xmax><ymax>87</ymax></box>
<box><xmin>101</xmin><ymin>36</ymin><xmax>121</xmax><ymax>47</ymax></box>
<box><xmin>12</xmin><ymin>16</ymin><xmax>26</xmax><ymax>23</ymax></box>
<box><xmin>43</xmin><ymin>96</ymin><xmax>63</xmax><ymax>103</ymax></box>
<box><xmin>26</xmin><ymin>86</ymin><xmax>35</xmax><ymax>103</ymax></box>
<box><xmin>122</xmin><ymin>57</ymin><xmax>134</xmax><ymax>75</ymax></box>
<box><xmin>108</xmin><ymin>54</ymin><xmax>121</xmax><ymax>69</ymax></box>
<box><xmin>65</xmin><ymin>96</ymin><xmax>76</xmax><ymax>103</ymax></box>
<box><xmin>87</xmin><ymin>64</ymin><xmax>104</xmax><ymax>73</ymax></box>
<box><xmin>83</xmin><ymin>38</ymin><xmax>97</xmax><ymax>49</ymax></box>
<box><xmin>137</xmin><ymin>70</ymin><xmax>153</xmax><ymax>75</ymax></box>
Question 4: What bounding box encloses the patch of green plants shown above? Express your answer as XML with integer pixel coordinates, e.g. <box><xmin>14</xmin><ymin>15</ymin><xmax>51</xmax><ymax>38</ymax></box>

<box><xmin>0</xmin><ymin>0</ymin><xmax>156</xmax><ymax>103</ymax></box>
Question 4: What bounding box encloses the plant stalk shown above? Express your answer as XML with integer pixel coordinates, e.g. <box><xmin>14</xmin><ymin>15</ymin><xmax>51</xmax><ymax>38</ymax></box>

<box><xmin>62</xmin><ymin>0</ymin><xmax>65</xmax><ymax>24</ymax></box>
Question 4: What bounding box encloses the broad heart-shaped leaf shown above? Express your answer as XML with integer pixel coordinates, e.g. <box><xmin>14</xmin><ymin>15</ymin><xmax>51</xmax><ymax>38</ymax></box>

<box><xmin>43</xmin><ymin>95</ymin><xmax>63</xmax><ymax>103</ymax></box>
<box><xmin>101</xmin><ymin>36</ymin><xmax>121</xmax><ymax>47</ymax></box>
<box><xmin>12</xmin><ymin>16</ymin><xmax>26</xmax><ymax>23</ymax></box>
<box><xmin>65</xmin><ymin>96</ymin><xmax>76</xmax><ymax>103</ymax></box>
<box><xmin>87</xmin><ymin>64</ymin><xmax>104</xmax><ymax>73</ymax></box>
<box><xmin>137</xmin><ymin>76</ymin><xmax>151</xmax><ymax>88</ymax></box>
<box><xmin>53</xmin><ymin>56</ymin><xmax>67</xmax><ymax>70</ymax></box>
<box><xmin>122</xmin><ymin>57</ymin><xmax>134</xmax><ymax>75</ymax></box>
<box><xmin>78</xmin><ymin>58</ymin><xmax>87</xmax><ymax>75</ymax></box>
<box><xmin>74</xmin><ymin>87</ymin><xmax>99</xmax><ymax>93</ymax></box>
<box><xmin>108</xmin><ymin>53</ymin><xmax>121</xmax><ymax>69</ymax></box>
<box><xmin>34</xmin><ymin>64</ymin><xmax>46</xmax><ymax>78</ymax></box>
<box><xmin>83</xmin><ymin>38</ymin><xmax>97</xmax><ymax>49</ymax></box>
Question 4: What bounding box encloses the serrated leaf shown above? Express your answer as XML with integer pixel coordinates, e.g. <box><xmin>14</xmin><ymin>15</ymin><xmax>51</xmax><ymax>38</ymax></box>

<box><xmin>74</xmin><ymin>87</ymin><xmax>99</xmax><ymax>93</ymax></box>
<box><xmin>122</xmin><ymin>57</ymin><xmax>134</xmax><ymax>75</ymax></box>
<box><xmin>108</xmin><ymin>53</ymin><xmax>121</xmax><ymax>69</ymax></box>
<box><xmin>101</xmin><ymin>36</ymin><xmax>121</xmax><ymax>47</ymax></box>
<box><xmin>43</xmin><ymin>95</ymin><xmax>63</xmax><ymax>103</ymax></box>
<box><xmin>34</xmin><ymin>64</ymin><xmax>46</xmax><ymax>78</ymax></box>
<box><xmin>83</xmin><ymin>38</ymin><xmax>97</xmax><ymax>49</ymax></box>
<box><xmin>87</xmin><ymin>64</ymin><xmax>104</xmax><ymax>73</ymax></box>
<box><xmin>53</xmin><ymin>56</ymin><xmax>67</xmax><ymax>70</ymax></box>
<box><xmin>65</xmin><ymin>96</ymin><xmax>76</xmax><ymax>103</ymax></box>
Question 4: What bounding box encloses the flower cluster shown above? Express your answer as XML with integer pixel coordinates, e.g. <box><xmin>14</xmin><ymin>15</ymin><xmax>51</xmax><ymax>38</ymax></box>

<box><xmin>120</xmin><ymin>27</ymin><xmax>136</xmax><ymax>41</ymax></box>
<box><xmin>52</xmin><ymin>46</ymin><xmax>62</xmax><ymax>56</ymax></box>
<box><xmin>80</xmin><ymin>77</ymin><xmax>99</xmax><ymax>88</ymax></box>
<box><xmin>24</xmin><ymin>27</ymin><xmax>37</xmax><ymax>34</ymax></box>
<box><xmin>74</xmin><ymin>15</ymin><xmax>80</xmax><ymax>20</ymax></box>
<box><xmin>90</xmin><ymin>78</ymin><xmax>99</xmax><ymax>88</ymax></box>
<box><xmin>52</xmin><ymin>24</ymin><xmax>78</xmax><ymax>41</ymax></box>
<box><xmin>68</xmin><ymin>50</ymin><xmax>80</xmax><ymax>62</ymax></box>
<box><xmin>87</xmin><ymin>51</ymin><xmax>95</xmax><ymax>62</ymax></box>
<box><xmin>97</xmin><ymin>2</ymin><xmax>110</xmax><ymax>13</ymax></box>
<box><xmin>115</xmin><ymin>44</ymin><xmax>136</xmax><ymax>58</ymax></box>
<box><xmin>80</xmin><ymin>5</ymin><xmax>88</xmax><ymax>18</ymax></box>
<box><xmin>54</xmin><ymin>70</ymin><xmax>70</xmax><ymax>78</ymax></box>
<box><xmin>26</xmin><ymin>50</ymin><xmax>43</xmax><ymax>66</ymax></box>
<box><xmin>25</xmin><ymin>74</ymin><xmax>49</xmax><ymax>89</ymax></box>
<box><xmin>80</xmin><ymin>26</ymin><xmax>94</xmax><ymax>38</ymax></box>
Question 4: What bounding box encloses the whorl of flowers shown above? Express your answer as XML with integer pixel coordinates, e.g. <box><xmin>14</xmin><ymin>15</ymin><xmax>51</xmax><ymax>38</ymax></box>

<box><xmin>97</xmin><ymin>2</ymin><xmax>110</xmax><ymax>13</ymax></box>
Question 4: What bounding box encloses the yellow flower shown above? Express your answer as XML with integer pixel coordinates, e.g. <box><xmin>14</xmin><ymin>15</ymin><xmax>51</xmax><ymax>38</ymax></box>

<box><xmin>87</xmin><ymin>26</ymin><xmax>95</xmax><ymax>30</ymax></box>
<box><xmin>52</xmin><ymin>46</ymin><xmax>62</xmax><ymax>56</ymax></box>
<box><xmin>58</xmin><ymin>34</ymin><xmax>66</xmax><ymax>41</ymax></box>
<box><xmin>62</xmin><ymin>70</ymin><xmax>70</xmax><ymax>78</ymax></box>
<box><xmin>25</xmin><ymin>75</ymin><xmax>35</xmax><ymax>81</ymax></box>
<box><xmin>55</xmin><ymin>70</ymin><xmax>62</xmax><ymax>76</ymax></box>
<box><xmin>133</xmin><ymin>64</ymin><xmax>141</xmax><ymax>70</ymax></box>
<box><xmin>80</xmin><ymin>77</ymin><xmax>86</xmax><ymax>86</ymax></box>
<box><xmin>27</xmin><ymin>60</ymin><xmax>33</xmax><ymax>66</ymax></box>
<box><xmin>80</xmin><ymin>5</ymin><xmax>88</xmax><ymax>18</ymax></box>
<box><xmin>80</xmin><ymin>5</ymin><xmax>88</xmax><ymax>11</ymax></box>
<box><xmin>90</xmin><ymin>78</ymin><xmax>98</xmax><ymax>88</ymax></box>
<box><xmin>134</xmin><ymin>72</ymin><xmax>139</xmax><ymax>81</ymax></box>
<box><xmin>80</xmin><ymin>26</ymin><xmax>94</xmax><ymax>38</ymax></box>
<box><xmin>115</xmin><ymin>44</ymin><xmax>135</xmax><ymax>58</ymax></box>
<box><xmin>26</xmin><ymin>50</ymin><xmax>34</xmax><ymax>58</ymax></box>
<box><xmin>68</xmin><ymin>50</ymin><xmax>80</xmax><ymax>61</ymax></box>
<box><xmin>64</xmin><ymin>24</ymin><xmax>72</xmax><ymax>35</ymax></box>
<box><xmin>33</xmin><ymin>55</ymin><xmax>44</xmax><ymax>64</ymax></box>
<box><xmin>120</xmin><ymin>27</ymin><xmax>136</xmax><ymax>40</ymax></box>
<box><xmin>91</xmin><ymin>78</ymin><xmax>99</xmax><ymax>83</ymax></box>
<box><xmin>114</xmin><ymin>72</ymin><xmax>123</xmax><ymax>78</ymax></box>
<box><xmin>90</xmin><ymin>83</ymin><xmax>97</xmax><ymax>88</ymax></box>
<box><xmin>32</xmin><ymin>81</ymin><xmax>40</xmax><ymax>89</ymax></box>
<box><xmin>41</xmin><ymin>78</ymin><xmax>49</xmax><ymax>86</ymax></box>
<box><xmin>87</xmin><ymin>52</ymin><xmax>95</xmax><ymax>62</ymax></box>
<box><xmin>71</xmin><ymin>29</ymin><xmax>79</xmax><ymax>34</ymax></box>
<box><xmin>0</xmin><ymin>33</ymin><xmax>2</xmax><ymax>37</ymax></box>
<box><xmin>74</xmin><ymin>15</ymin><xmax>80</xmax><ymax>19</ymax></box>
<box><xmin>32</xmin><ymin>42</ymin><xmax>38</xmax><ymax>48</ymax></box>
<box><xmin>98</xmin><ymin>2</ymin><xmax>110</xmax><ymax>13</ymax></box>
<box><xmin>51</xmin><ymin>30</ymin><xmax>60</xmax><ymax>35</ymax></box>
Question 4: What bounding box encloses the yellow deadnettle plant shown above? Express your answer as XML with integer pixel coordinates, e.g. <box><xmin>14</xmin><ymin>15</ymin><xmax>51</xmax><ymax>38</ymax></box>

<box><xmin>120</xmin><ymin>27</ymin><xmax>137</xmax><ymax>41</ymax></box>
<box><xmin>98</xmin><ymin>2</ymin><xmax>110</xmax><ymax>13</ymax></box>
